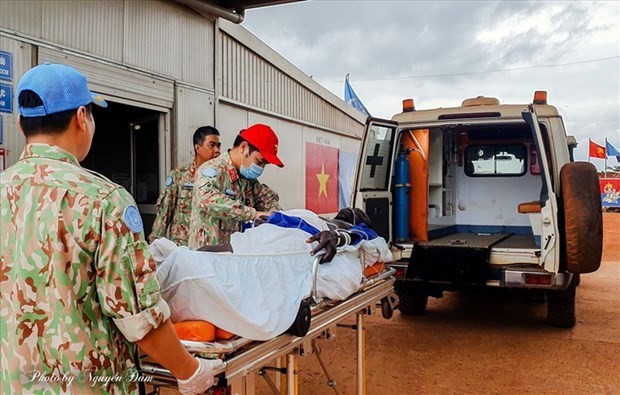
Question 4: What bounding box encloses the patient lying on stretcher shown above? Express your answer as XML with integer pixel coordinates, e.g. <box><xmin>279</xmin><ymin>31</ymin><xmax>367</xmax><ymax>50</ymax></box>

<box><xmin>198</xmin><ymin>207</ymin><xmax>383</xmax><ymax>263</ymax></box>
<box><xmin>151</xmin><ymin>208</ymin><xmax>392</xmax><ymax>340</ymax></box>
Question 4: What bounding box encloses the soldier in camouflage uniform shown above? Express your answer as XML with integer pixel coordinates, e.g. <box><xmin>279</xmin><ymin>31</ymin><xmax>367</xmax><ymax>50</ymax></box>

<box><xmin>188</xmin><ymin>124</ymin><xmax>284</xmax><ymax>249</ymax></box>
<box><xmin>0</xmin><ymin>63</ymin><xmax>220</xmax><ymax>394</ymax></box>
<box><xmin>148</xmin><ymin>126</ymin><xmax>221</xmax><ymax>246</ymax></box>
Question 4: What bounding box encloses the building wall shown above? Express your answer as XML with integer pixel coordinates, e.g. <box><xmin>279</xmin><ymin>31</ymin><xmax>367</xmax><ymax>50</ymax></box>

<box><xmin>216</xmin><ymin>19</ymin><xmax>365</xmax><ymax>210</ymax></box>
<box><xmin>0</xmin><ymin>0</ymin><xmax>365</xmax><ymax>211</ymax></box>
<box><xmin>0</xmin><ymin>36</ymin><xmax>30</xmax><ymax>167</ymax></box>
<box><xmin>218</xmin><ymin>19</ymin><xmax>365</xmax><ymax>138</ymax></box>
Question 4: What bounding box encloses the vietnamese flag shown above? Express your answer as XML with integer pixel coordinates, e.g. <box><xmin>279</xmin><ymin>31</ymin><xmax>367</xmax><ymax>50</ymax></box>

<box><xmin>589</xmin><ymin>139</ymin><xmax>606</xmax><ymax>159</ymax></box>
<box><xmin>306</xmin><ymin>142</ymin><xmax>339</xmax><ymax>213</ymax></box>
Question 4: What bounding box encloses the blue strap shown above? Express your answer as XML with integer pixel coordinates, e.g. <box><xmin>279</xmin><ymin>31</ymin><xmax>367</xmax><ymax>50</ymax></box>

<box><xmin>347</xmin><ymin>223</ymin><xmax>378</xmax><ymax>244</ymax></box>
<box><xmin>266</xmin><ymin>212</ymin><xmax>321</xmax><ymax>236</ymax></box>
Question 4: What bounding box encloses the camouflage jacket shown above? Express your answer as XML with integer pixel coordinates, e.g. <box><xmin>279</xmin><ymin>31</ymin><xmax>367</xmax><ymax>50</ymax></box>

<box><xmin>188</xmin><ymin>152</ymin><xmax>281</xmax><ymax>248</ymax></box>
<box><xmin>148</xmin><ymin>162</ymin><xmax>197</xmax><ymax>246</ymax></box>
<box><xmin>0</xmin><ymin>144</ymin><xmax>170</xmax><ymax>394</ymax></box>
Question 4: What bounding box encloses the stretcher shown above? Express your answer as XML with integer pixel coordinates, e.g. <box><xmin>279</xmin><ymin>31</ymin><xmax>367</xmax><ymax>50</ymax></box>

<box><xmin>139</xmin><ymin>253</ymin><xmax>397</xmax><ymax>395</ymax></box>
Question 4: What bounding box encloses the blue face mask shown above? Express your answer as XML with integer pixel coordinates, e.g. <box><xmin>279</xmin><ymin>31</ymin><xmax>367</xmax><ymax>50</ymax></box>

<box><xmin>240</xmin><ymin>162</ymin><xmax>264</xmax><ymax>179</ymax></box>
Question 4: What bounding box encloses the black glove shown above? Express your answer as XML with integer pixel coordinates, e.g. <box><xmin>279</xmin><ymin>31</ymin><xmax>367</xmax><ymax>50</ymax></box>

<box><xmin>307</xmin><ymin>230</ymin><xmax>339</xmax><ymax>264</ymax></box>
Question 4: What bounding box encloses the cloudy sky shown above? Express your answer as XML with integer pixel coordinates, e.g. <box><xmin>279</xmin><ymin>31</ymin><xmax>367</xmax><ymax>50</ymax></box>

<box><xmin>243</xmin><ymin>0</ymin><xmax>620</xmax><ymax>169</ymax></box>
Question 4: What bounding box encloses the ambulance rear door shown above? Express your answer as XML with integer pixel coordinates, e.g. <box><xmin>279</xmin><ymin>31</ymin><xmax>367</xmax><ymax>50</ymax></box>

<box><xmin>352</xmin><ymin>118</ymin><xmax>399</xmax><ymax>243</ymax></box>
<box><xmin>522</xmin><ymin>107</ymin><xmax>561</xmax><ymax>272</ymax></box>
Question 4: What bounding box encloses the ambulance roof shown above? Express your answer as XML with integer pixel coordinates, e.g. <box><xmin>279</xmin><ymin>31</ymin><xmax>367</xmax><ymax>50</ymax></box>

<box><xmin>392</xmin><ymin>97</ymin><xmax>561</xmax><ymax>125</ymax></box>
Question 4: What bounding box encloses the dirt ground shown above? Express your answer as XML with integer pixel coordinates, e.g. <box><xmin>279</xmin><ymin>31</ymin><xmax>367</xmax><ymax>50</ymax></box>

<box><xmin>602</xmin><ymin>212</ymin><xmax>619</xmax><ymax>261</ymax></box>
<box><xmin>158</xmin><ymin>213</ymin><xmax>619</xmax><ymax>394</ymax></box>
<box><xmin>287</xmin><ymin>212</ymin><xmax>620</xmax><ymax>394</ymax></box>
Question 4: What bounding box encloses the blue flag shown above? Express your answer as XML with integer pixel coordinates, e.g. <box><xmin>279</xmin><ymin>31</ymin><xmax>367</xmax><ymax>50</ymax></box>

<box><xmin>606</xmin><ymin>139</ymin><xmax>620</xmax><ymax>162</ymax></box>
<box><xmin>344</xmin><ymin>74</ymin><xmax>371</xmax><ymax>117</ymax></box>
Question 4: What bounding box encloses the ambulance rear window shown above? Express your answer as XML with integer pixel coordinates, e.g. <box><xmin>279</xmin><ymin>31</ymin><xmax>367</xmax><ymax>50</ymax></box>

<box><xmin>464</xmin><ymin>144</ymin><xmax>527</xmax><ymax>177</ymax></box>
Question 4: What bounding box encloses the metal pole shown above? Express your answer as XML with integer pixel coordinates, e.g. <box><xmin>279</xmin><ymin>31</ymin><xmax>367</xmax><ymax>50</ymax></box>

<box><xmin>287</xmin><ymin>354</ymin><xmax>297</xmax><ymax>395</ymax></box>
<box><xmin>605</xmin><ymin>138</ymin><xmax>608</xmax><ymax>177</ymax></box>
<box><xmin>356</xmin><ymin>312</ymin><xmax>366</xmax><ymax>395</ymax></box>
<box><xmin>278</xmin><ymin>356</ymin><xmax>286</xmax><ymax>394</ymax></box>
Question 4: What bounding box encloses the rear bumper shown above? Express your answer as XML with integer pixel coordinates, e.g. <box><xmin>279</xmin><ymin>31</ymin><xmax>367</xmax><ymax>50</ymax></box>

<box><xmin>502</xmin><ymin>269</ymin><xmax>573</xmax><ymax>290</ymax></box>
<box><xmin>388</xmin><ymin>262</ymin><xmax>573</xmax><ymax>291</ymax></box>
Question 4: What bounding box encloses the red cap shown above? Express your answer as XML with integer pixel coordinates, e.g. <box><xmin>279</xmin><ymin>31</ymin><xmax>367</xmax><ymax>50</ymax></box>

<box><xmin>240</xmin><ymin>124</ymin><xmax>284</xmax><ymax>167</ymax></box>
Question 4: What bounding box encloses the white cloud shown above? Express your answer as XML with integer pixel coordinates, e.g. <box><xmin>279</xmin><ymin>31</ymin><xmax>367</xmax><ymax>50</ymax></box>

<box><xmin>244</xmin><ymin>1</ymin><xmax>620</xmax><ymax>169</ymax></box>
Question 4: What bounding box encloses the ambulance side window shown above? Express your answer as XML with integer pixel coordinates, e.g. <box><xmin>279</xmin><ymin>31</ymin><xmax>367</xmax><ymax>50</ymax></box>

<box><xmin>464</xmin><ymin>144</ymin><xmax>527</xmax><ymax>177</ymax></box>
<box><xmin>359</xmin><ymin>125</ymin><xmax>395</xmax><ymax>190</ymax></box>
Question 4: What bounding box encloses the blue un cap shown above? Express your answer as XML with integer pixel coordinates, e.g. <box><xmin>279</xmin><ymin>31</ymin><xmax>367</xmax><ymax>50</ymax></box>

<box><xmin>17</xmin><ymin>62</ymin><xmax>107</xmax><ymax>118</ymax></box>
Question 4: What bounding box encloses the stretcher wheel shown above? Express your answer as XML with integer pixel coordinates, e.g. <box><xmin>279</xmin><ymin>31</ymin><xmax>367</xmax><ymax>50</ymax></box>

<box><xmin>288</xmin><ymin>300</ymin><xmax>311</xmax><ymax>337</ymax></box>
<box><xmin>381</xmin><ymin>297</ymin><xmax>393</xmax><ymax>319</ymax></box>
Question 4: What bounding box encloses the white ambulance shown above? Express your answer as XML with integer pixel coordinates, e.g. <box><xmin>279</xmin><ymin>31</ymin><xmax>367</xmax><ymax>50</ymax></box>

<box><xmin>352</xmin><ymin>92</ymin><xmax>603</xmax><ymax>327</ymax></box>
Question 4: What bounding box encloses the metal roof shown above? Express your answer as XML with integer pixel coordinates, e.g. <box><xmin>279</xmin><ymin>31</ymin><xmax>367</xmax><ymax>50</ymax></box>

<box><xmin>174</xmin><ymin>0</ymin><xmax>301</xmax><ymax>23</ymax></box>
<box><xmin>213</xmin><ymin>0</ymin><xmax>300</xmax><ymax>9</ymax></box>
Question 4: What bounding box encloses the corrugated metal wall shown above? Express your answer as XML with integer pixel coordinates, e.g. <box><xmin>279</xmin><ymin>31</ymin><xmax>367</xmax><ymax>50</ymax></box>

<box><xmin>0</xmin><ymin>36</ymin><xmax>30</xmax><ymax>168</ymax></box>
<box><xmin>1</xmin><ymin>0</ymin><xmax>365</xmax><ymax>212</ymax></box>
<box><xmin>0</xmin><ymin>0</ymin><xmax>215</xmax><ymax>89</ymax></box>
<box><xmin>39</xmin><ymin>48</ymin><xmax>175</xmax><ymax>109</ymax></box>
<box><xmin>123</xmin><ymin>1</ymin><xmax>215</xmax><ymax>88</ymax></box>
<box><xmin>175</xmin><ymin>85</ymin><xmax>216</xmax><ymax>166</ymax></box>
<box><xmin>42</xmin><ymin>1</ymin><xmax>125</xmax><ymax>61</ymax></box>
<box><xmin>0</xmin><ymin>0</ymin><xmax>216</xmax><ymax>170</ymax></box>
<box><xmin>220</xmin><ymin>32</ymin><xmax>363</xmax><ymax>137</ymax></box>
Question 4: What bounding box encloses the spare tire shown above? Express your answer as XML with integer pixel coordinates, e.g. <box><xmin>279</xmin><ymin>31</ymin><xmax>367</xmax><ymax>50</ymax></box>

<box><xmin>560</xmin><ymin>162</ymin><xmax>603</xmax><ymax>273</ymax></box>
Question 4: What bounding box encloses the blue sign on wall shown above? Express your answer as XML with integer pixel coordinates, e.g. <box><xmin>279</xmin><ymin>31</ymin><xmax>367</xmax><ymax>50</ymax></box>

<box><xmin>0</xmin><ymin>51</ymin><xmax>13</xmax><ymax>81</ymax></box>
<box><xmin>0</xmin><ymin>83</ymin><xmax>13</xmax><ymax>113</ymax></box>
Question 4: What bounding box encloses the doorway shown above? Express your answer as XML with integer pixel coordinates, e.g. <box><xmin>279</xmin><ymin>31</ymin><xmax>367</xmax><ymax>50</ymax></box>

<box><xmin>83</xmin><ymin>102</ymin><xmax>164</xmax><ymax>236</ymax></box>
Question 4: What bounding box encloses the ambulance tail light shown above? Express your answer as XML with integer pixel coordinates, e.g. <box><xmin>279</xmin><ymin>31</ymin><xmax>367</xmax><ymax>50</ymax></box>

<box><xmin>393</xmin><ymin>266</ymin><xmax>407</xmax><ymax>279</ymax></box>
<box><xmin>402</xmin><ymin>99</ymin><xmax>415</xmax><ymax>112</ymax></box>
<box><xmin>524</xmin><ymin>273</ymin><xmax>553</xmax><ymax>286</ymax></box>
<box><xmin>533</xmin><ymin>91</ymin><xmax>547</xmax><ymax>105</ymax></box>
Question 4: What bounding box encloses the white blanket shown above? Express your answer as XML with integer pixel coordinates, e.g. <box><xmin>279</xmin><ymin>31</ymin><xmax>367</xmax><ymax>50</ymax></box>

<box><xmin>154</xmin><ymin>214</ymin><xmax>392</xmax><ymax>340</ymax></box>
<box><xmin>157</xmin><ymin>248</ymin><xmax>314</xmax><ymax>341</ymax></box>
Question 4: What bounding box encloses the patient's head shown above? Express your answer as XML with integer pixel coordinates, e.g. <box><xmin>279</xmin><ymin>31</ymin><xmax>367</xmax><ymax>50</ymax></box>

<box><xmin>334</xmin><ymin>208</ymin><xmax>373</xmax><ymax>229</ymax></box>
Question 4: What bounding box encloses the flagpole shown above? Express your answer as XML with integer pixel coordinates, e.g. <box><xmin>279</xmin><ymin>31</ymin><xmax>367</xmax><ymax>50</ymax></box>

<box><xmin>604</xmin><ymin>138</ymin><xmax>608</xmax><ymax>177</ymax></box>
<box><xmin>588</xmin><ymin>139</ymin><xmax>591</xmax><ymax>163</ymax></box>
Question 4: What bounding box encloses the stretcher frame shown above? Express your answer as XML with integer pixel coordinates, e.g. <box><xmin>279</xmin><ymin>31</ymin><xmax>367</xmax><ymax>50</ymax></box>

<box><xmin>140</xmin><ymin>254</ymin><xmax>396</xmax><ymax>395</ymax></box>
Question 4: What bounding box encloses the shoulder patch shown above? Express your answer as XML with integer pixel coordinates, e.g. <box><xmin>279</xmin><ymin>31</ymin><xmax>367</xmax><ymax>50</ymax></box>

<box><xmin>123</xmin><ymin>205</ymin><xmax>144</xmax><ymax>233</ymax></box>
<box><xmin>202</xmin><ymin>167</ymin><xmax>218</xmax><ymax>178</ymax></box>
<box><xmin>165</xmin><ymin>176</ymin><xmax>173</xmax><ymax>187</ymax></box>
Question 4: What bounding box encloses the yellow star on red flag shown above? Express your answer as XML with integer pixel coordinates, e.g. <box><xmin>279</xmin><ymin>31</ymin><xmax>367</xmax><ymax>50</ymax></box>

<box><xmin>316</xmin><ymin>163</ymin><xmax>330</xmax><ymax>197</ymax></box>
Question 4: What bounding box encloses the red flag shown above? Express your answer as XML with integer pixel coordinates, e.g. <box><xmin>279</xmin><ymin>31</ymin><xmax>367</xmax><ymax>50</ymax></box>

<box><xmin>306</xmin><ymin>142</ymin><xmax>339</xmax><ymax>213</ymax></box>
<box><xmin>589</xmin><ymin>139</ymin><xmax>606</xmax><ymax>159</ymax></box>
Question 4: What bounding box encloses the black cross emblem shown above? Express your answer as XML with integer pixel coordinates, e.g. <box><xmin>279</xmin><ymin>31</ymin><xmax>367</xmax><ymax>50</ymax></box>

<box><xmin>365</xmin><ymin>143</ymin><xmax>384</xmax><ymax>178</ymax></box>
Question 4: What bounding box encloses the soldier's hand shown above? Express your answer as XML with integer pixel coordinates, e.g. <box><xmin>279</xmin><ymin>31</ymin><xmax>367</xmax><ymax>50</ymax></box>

<box><xmin>254</xmin><ymin>211</ymin><xmax>272</xmax><ymax>220</ymax></box>
<box><xmin>307</xmin><ymin>230</ymin><xmax>338</xmax><ymax>264</ymax></box>
<box><xmin>253</xmin><ymin>213</ymin><xmax>271</xmax><ymax>226</ymax></box>
<box><xmin>177</xmin><ymin>357</ymin><xmax>223</xmax><ymax>395</ymax></box>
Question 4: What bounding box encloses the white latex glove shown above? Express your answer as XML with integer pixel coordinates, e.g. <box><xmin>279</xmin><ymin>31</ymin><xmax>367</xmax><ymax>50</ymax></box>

<box><xmin>177</xmin><ymin>357</ymin><xmax>224</xmax><ymax>395</ymax></box>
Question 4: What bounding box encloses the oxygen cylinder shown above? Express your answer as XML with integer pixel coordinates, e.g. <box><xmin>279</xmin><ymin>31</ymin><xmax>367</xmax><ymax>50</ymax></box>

<box><xmin>394</xmin><ymin>148</ymin><xmax>411</xmax><ymax>242</ymax></box>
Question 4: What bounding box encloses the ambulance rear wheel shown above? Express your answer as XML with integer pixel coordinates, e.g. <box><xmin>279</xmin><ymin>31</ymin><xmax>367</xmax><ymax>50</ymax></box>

<box><xmin>398</xmin><ymin>289</ymin><xmax>428</xmax><ymax>316</ymax></box>
<box><xmin>546</xmin><ymin>275</ymin><xmax>577</xmax><ymax>328</ymax></box>
<box><xmin>288</xmin><ymin>300</ymin><xmax>311</xmax><ymax>337</ymax></box>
